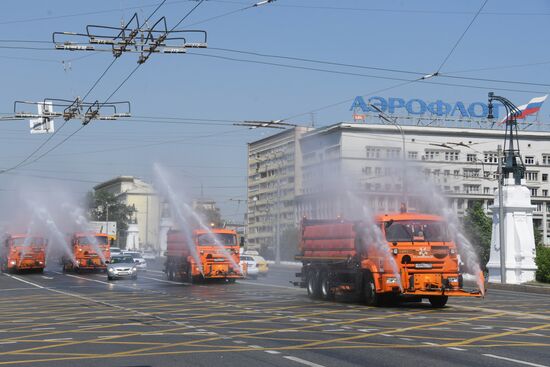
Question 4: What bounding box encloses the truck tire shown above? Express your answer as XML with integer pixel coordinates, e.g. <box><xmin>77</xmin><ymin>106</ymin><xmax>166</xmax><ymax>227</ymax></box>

<box><xmin>363</xmin><ymin>271</ymin><xmax>380</xmax><ymax>306</ymax></box>
<box><xmin>428</xmin><ymin>296</ymin><xmax>448</xmax><ymax>308</ymax></box>
<box><xmin>320</xmin><ymin>271</ymin><xmax>334</xmax><ymax>301</ymax></box>
<box><xmin>307</xmin><ymin>270</ymin><xmax>321</xmax><ymax>299</ymax></box>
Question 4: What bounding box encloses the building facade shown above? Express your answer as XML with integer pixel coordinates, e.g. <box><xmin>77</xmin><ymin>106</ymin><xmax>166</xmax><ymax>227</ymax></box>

<box><xmin>246</xmin><ymin>127</ymin><xmax>311</xmax><ymax>253</ymax></box>
<box><xmin>94</xmin><ymin>176</ymin><xmax>161</xmax><ymax>251</ymax></box>
<box><xmin>247</xmin><ymin>122</ymin><xmax>550</xmax><ymax>247</ymax></box>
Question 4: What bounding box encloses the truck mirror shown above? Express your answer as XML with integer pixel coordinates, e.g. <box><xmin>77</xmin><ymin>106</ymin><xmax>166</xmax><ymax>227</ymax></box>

<box><xmin>239</xmin><ymin>237</ymin><xmax>245</xmax><ymax>247</ymax></box>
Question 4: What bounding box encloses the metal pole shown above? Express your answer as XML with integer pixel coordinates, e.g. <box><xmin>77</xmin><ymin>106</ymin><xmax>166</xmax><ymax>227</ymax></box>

<box><xmin>275</xmin><ymin>156</ymin><xmax>281</xmax><ymax>265</ymax></box>
<box><xmin>497</xmin><ymin>144</ymin><xmax>506</xmax><ymax>284</ymax></box>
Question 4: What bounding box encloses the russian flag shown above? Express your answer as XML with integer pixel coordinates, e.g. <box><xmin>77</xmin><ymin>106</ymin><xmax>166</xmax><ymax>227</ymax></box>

<box><xmin>500</xmin><ymin>95</ymin><xmax>547</xmax><ymax>123</ymax></box>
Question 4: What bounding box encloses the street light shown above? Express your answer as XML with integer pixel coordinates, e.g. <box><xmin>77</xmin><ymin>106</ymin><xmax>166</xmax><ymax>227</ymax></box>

<box><xmin>368</xmin><ymin>103</ymin><xmax>407</xmax><ymax>205</ymax></box>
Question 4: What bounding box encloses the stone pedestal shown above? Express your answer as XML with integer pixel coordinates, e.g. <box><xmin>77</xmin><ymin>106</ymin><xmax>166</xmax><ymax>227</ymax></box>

<box><xmin>487</xmin><ymin>178</ymin><xmax>537</xmax><ymax>284</ymax></box>
<box><xmin>125</xmin><ymin>223</ymin><xmax>140</xmax><ymax>251</ymax></box>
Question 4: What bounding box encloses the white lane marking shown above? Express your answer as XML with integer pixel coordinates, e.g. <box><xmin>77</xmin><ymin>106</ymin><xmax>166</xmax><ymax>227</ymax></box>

<box><xmin>528</xmin><ymin>333</ymin><xmax>545</xmax><ymax>337</ymax></box>
<box><xmin>0</xmin><ymin>342</ymin><xmax>17</xmax><ymax>345</ymax></box>
<box><xmin>380</xmin><ymin>334</ymin><xmax>392</xmax><ymax>337</ymax></box>
<box><xmin>248</xmin><ymin>345</ymin><xmax>263</xmax><ymax>349</ymax></box>
<box><xmin>41</xmin><ymin>276</ymin><xmax>54</xmax><ymax>280</ymax></box>
<box><xmin>233</xmin><ymin>340</ymin><xmax>246</xmax><ymax>344</ymax></box>
<box><xmin>64</xmin><ymin>273</ymin><xmax>113</xmax><ymax>286</ymax></box>
<box><xmin>265</xmin><ymin>350</ymin><xmax>281</xmax><ymax>355</ymax></box>
<box><xmin>358</xmin><ymin>328</ymin><xmax>379</xmax><ymax>333</ymax></box>
<box><xmin>0</xmin><ymin>287</ymin><xmax>37</xmax><ymax>292</ymax></box>
<box><xmin>44</xmin><ymin>338</ymin><xmax>73</xmax><ymax>342</ymax></box>
<box><xmin>31</xmin><ymin>327</ymin><xmax>56</xmax><ymax>331</ymax></box>
<box><xmin>283</xmin><ymin>356</ymin><xmax>326</xmax><ymax>367</ymax></box>
<box><xmin>452</xmin><ymin>304</ymin><xmax>550</xmax><ymax>321</ymax></box>
<box><xmin>4</xmin><ymin>274</ymin><xmax>44</xmax><ymax>289</ymax></box>
<box><xmin>400</xmin><ymin>338</ymin><xmax>413</xmax><ymax>341</ymax></box>
<box><xmin>482</xmin><ymin>354</ymin><xmax>549</xmax><ymax>367</ymax></box>
<box><xmin>447</xmin><ymin>347</ymin><xmax>466</xmax><ymax>351</ymax></box>
<box><xmin>323</xmin><ymin>329</ymin><xmax>345</xmax><ymax>332</ymax></box>
<box><xmin>238</xmin><ymin>280</ymin><xmax>301</xmax><ymax>291</ymax></box>
<box><xmin>140</xmin><ymin>276</ymin><xmax>188</xmax><ymax>285</ymax></box>
<box><xmin>422</xmin><ymin>342</ymin><xmax>439</xmax><ymax>346</ymax></box>
<box><xmin>472</xmin><ymin>325</ymin><xmax>493</xmax><ymax>330</ymax></box>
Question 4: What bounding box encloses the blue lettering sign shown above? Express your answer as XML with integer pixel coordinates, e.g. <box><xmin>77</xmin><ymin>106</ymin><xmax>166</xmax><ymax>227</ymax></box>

<box><xmin>349</xmin><ymin>96</ymin><xmax>499</xmax><ymax>119</ymax></box>
<box><xmin>406</xmin><ymin>99</ymin><xmax>427</xmax><ymax>115</ymax></box>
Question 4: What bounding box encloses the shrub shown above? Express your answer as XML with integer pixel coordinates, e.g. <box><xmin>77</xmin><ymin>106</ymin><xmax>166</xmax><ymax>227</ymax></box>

<box><xmin>535</xmin><ymin>245</ymin><xmax>550</xmax><ymax>283</ymax></box>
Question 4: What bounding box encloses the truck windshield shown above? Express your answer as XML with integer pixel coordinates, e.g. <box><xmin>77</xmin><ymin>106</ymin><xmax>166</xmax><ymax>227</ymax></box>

<box><xmin>197</xmin><ymin>233</ymin><xmax>237</xmax><ymax>246</ymax></box>
<box><xmin>12</xmin><ymin>237</ymin><xmax>44</xmax><ymax>246</ymax></box>
<box><xmin>78</xmin><ymin>236</ymin><xmax>108</xmax><ymax>246</ymax></box>
<box><xmin>385</xmin><ymin>220</ymin><xmax>450</xmax><ymax>242</ymax></box>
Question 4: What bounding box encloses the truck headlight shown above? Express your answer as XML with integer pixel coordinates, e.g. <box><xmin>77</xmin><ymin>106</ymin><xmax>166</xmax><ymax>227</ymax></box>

<box><xmin>10</xmin><ymin>260</ymin><xmax>16</xmax><ymax>265</ymax></box>
<box><xmin>392</xmin><ymin>248</ymin><xmax>398</xmax><ymax>255</ymax></box>
<box><xmin>386</xmin><ymin>277</ymin><xmax>398</xmax><ymax>284</ymax></box>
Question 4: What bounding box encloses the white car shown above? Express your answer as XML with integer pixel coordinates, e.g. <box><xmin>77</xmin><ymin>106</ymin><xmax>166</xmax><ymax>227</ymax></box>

<box><xmin>240</xmin><ymin>255</ymin><xmax>259</xmax><ymax>280</ymax></box>
<box><xmin>123</xmin><ymin>251</ymin><xmax>147</xmax><ymax>271</ymax></box>
<box><xmin>142</xmin><ymin>250</ymin><xmax>157</xmax><ymax>262</ymax></box>
<box><xmin>110</xmin><ymin>247</ymin><xmax>122</xmax><ymax>255</ymax></box>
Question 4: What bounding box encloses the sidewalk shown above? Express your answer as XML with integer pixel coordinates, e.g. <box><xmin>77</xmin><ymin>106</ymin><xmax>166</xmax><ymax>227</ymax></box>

<box><xmin>486</xmin><ymin>281</ymin><xmax>550</xmax><ymax>295</ymax></box>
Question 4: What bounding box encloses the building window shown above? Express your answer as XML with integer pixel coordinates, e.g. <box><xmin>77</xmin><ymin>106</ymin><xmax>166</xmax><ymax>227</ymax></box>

<box><xmin>433</xmin><ymin>169</ymin><xmax>440</xmax><ymax>177</ymax></box>
<box><xmin>362</xmin><ymin>166</ymin><xmax>372</xmax><ymax>175</ymax></box>
<box><xmin>365</xmin><ymin>183</ymin><xmax>372</xmax><ymax>191</ymax></box>
<box><xmin>453</xmin><ymin>170</ymin><xmax>460</xmax><ymax>177</ymax></box>
<box><xmin>444</xmin><ymin>170</ymin><xmax>450</xmax><ymax>177</ymax></box>
<box><xmin>444</xmin><ymin>186</ymin><xmax>451</xmax><ymax>192</ymax></box>
<box><xmin>531</xmin><ymin>188</ymin><xmax>538</xmax><ymax>197</ymax></box>
<box><xmin>483</xmin><ymin>187</ymin><xmax>491</xmax><ymax>194</ymax></box>
<box><xmin>366</xmin><ymin>147</ymin><xmax>381</xmax><ymax>159</ymax></box>
<box><xmin>526</xmin><ymin>171</ymin><xmax>538</xmax><ymax>181</ymax></box>
<box><xmin>463</xmin><ymin>168</ymin><xmax>480</xmax><ymax>178</ymax></box>
<box><xmin>467</xmin><ymin>153</ymin><xmax>477</xmax><ymax>162</ymax></box>
<box><xmin>454</xmin><ymin>186</ymin><xmax>460</xmax><ymax>193</ymax></box>
<box><xmin>484</xmin><ymin>152</ymin><xmax>498</xmax><ymax>163</ymax></box>
<box><xmin>386</xmin><ymin>148</ymin><xmax>401</xmax><ymax>159</ymax></box>
<box><xmin>408</xmin><ymin>151</ymin><xmax>418</xmax><ymax>160</ymax></box>
<box><xmin>375</xmin><ymin>167</ymin><xmax>382</xmax><ymax>176</ymax></box>
<box><xmin>464</xmin><ymin>184</ymin><xmax>480</xmax><ymax>194</ymax></box>
<box><xmin>543</xmin><ymin>154</ymin><xmax>550</xmax><ymax>165</ymax></box>
<box><xmin>445</xmin><ymin>151</ymin><xmax>459</xmax><ymax>161</ymax></box>
<box><xmin>525</xmin><ymin>156</ymin><xmax>535</xmax><ymax>165</ymax></box>
<box><xmin>543</xmin><ymin>173</ymin><xmax>548</xmax><ymax>182</ymax></box>
<box><xmin>425</xmin><ymin>150</ymin><xmax>441</xmax><ymax>161</ymax></box>
<box><xmin>543</xmin><ymin>189</ymin><xmax>548</xmax><ymax>197</ymax></box>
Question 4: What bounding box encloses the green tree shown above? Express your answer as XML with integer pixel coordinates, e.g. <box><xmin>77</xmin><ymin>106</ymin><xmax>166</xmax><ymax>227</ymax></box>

<box><xmin>86</xmin><ymin>191</ymin><xmax>135</xmax><ymax>246</ymax></box>
<box><xmin>462</xmin><ymin>201</ymin><xmax>492</xmax><ymax>268</ymax></box>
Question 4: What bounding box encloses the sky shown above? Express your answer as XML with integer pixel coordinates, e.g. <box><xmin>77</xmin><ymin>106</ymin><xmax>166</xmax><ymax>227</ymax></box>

<box><xmin>0</xmin><ymin>0</ymin><xmax>548</xmax><ymax>223</ymax></box>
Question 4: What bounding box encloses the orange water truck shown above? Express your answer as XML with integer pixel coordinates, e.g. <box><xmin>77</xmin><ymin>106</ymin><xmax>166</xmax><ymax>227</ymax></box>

<box><xmin>62</xmin><ymin>232</ymin><xmax>111</xmax><ymax>272</ymax></box>
<box><xmin>295</xmin><ymin>212</ymin><xmax>484</xmax><ymax>307</ymax></box>
<box><xmin>1</xmin><ymin>234</ymin><xmax>47</xmax><ymax>273</ymax></box>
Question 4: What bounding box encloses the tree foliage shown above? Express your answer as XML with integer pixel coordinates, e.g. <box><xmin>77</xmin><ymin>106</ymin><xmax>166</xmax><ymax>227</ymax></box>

<box><xmin>86</xmin><ymin>191</ymin><xmax>135</xmax><ymax>244</ymax></box>
<box><xmin>462</xmin><ymin>201</ymin><xmax>492</xmax><ymax>268</ymax></box>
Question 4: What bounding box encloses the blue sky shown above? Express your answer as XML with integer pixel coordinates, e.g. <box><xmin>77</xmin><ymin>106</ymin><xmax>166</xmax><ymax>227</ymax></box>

<box><xmin>0</xmin><ymin>0</ymin><xmax>548</xmax><ymax>222</ymax></box>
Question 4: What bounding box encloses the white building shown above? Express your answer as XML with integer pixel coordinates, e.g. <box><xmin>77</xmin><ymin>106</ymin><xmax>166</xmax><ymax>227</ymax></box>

<box><xmin>94</xmin><ymin>176</ymin><xmax>161</xmax><ymax>251</ymax></box>
<box><xmin>246</xmin><ymin>127</ymin><xmax>311</xmax><ymax>253</ymax></box>
<box><xmin>247</xmin><ymin>121</ymin><xmax>550</xmax><ymax>246</ymax></box>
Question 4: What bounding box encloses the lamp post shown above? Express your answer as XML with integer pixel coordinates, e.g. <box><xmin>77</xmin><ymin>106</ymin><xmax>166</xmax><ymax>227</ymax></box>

<box><xmin>487</xmin><ymin>92</ymin><xmax>524</xmax><ymax>284</ymax></box>
<box><xmin>368</xmin><ymin>104</ymin><xmax>407</xmax><ymax>205</ymax></box>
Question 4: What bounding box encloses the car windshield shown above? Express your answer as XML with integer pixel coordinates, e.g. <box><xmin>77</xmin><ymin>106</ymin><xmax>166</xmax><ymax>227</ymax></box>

<box><xmin>197</xmin><ymin>233</ymin><xmax>237</xmax><ymax>246</ymax></box>
<box><xmin>127</xmin><ymin>252</ymin><xmax>143</xmax><ymax>259</ymax></box>
<box><xmin>12</xmin><ymin>237</ymin><xmax>44</xmax><ymax>246</ymax></box>
<box><xmin>110</xmin><ymin>256</ymin><xmax>134</xmax><ymax>264</ymax></box>
<box><xmin>385</xmin><ymin>220</ymin><xmax>450</xmax><ymax>242</ymax></box>
<box><xmin>78</xmin><ymin>236</ymin><xmax>108</xmax><ymax>246</ymax></box>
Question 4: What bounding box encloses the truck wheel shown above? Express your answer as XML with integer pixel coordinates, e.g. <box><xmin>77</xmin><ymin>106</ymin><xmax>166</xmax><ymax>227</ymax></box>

<box><xmin>307</xmin><ymin>271</ymin><xmax>321</xmax><ymax>299</ymax></box>
<box><xmin>363</xmin><ymin>272</ymin><xmax>380</xmax><ymax>306</ymax></box>
<box><xmin>428</xmin><ymin>296</ymin><xmax>448</xmax><ymax>308</ymax></box>
<box><xmin>320</xmin><ymin>271</ymin><xmax>334</xmax><ymax>301</ymax></box>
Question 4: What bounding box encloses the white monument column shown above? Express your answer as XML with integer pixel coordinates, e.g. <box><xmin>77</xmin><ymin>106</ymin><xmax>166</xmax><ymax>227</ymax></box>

<box><xmin>487</xmin><ymin>176</ymin><xmax>537</xmax><ymax>284</ymax></box>
<box><xmin>126</xmin><ymin>212</ymin><xmax>140</xmax><ymax>251</ymax></box>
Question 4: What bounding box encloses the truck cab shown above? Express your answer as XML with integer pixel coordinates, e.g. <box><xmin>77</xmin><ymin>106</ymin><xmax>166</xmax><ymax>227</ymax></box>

<box><xmin>1</xmin><ymin>234</ymin><xmax>47</xmax><ymax>273</ymax></box>
<box><xmin>62</xmin><ymin>233</ymin><xmax>111</xmax><ymax>272</ymax></box>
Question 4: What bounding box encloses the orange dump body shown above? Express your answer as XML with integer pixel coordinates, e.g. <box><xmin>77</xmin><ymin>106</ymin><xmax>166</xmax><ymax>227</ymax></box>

<box><xmin>296</xmin><ymin>213</ymin><xmax>483</xmax><ymax>301</ymax></box>
<box><xmin>63</xmin><ymin>233</ymin><xmax>110</xmax><ymax>271</ymax></box>
<box><xmin>165</xmin><ymin>228</ymin><xmax>244</xmax><ymax>282</ymax></box>
<box><xmin>1</xmin><ymin>234</ymin><xmax>47</xmax><ymax>273</ymax></box>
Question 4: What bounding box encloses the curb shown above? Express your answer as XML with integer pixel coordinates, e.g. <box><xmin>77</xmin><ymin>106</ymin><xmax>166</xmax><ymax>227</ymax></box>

<box><xmin>486</xmin><ymin>282</ymin><xmax>550</xmax><ymax>295</ymax></box>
